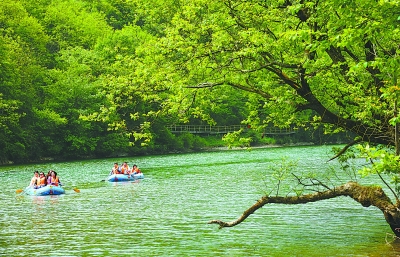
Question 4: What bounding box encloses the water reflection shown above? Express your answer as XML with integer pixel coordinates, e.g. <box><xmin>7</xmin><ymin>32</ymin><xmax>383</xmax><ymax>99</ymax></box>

<box><xmin>31</xmin><ymin>195</ymin><xmax>60</xmax><ymax>206</ymax></box>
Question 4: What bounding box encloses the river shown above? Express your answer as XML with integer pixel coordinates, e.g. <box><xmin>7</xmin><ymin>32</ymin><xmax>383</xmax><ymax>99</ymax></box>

<box><xmin>0</xmin><ymin>145</ymin><xmax>399</xmax><ymax>256</ymax></box>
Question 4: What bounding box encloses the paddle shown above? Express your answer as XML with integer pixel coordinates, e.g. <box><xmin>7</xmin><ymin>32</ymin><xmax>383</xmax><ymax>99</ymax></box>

<box><xmin>16</xmin><ymin>186</ymin><xmax>30</xmax><ymax>194</ymax></box>
<box><xmin>63</xmin><ymin>183</ymin><xmax>80</xmax><ymax>193</ymax></box>
<box><xmin>59</xmin><ymin>181</ymin><xmax>80</xmax><ymax>193</ymax></box>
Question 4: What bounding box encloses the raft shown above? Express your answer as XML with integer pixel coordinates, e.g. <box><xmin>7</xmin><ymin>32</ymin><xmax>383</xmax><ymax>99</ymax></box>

<box><xmin>107</xmin><ymin>173</ymin><xmax>144</xmax><ymax>182</ymax></box>
<box><xmin>25</xmin><ymin>185</ymin><xmax>65</xmax><ymax>196</ymax></box>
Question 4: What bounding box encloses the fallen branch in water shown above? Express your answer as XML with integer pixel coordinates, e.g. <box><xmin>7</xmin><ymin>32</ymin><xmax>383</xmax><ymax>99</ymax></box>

<box><xmin>208</xmin><ymin>182</ymin><xmax>400</xmax><ymax>236</ymax></box>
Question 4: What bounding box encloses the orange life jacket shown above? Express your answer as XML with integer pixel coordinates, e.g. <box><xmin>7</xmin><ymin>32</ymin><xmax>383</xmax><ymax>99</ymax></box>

<box><xmin>121</xmin><ymin>165</ymin><xmax>130</xmax><ymax>174</ymax></box>
<box><xmin>38</xmin><ymin>177</ymin><xmax>46</xmax><ymax>186</ymax></box>
<box><xmin>113</xmin><ymin>166</ymin><xmax>121</xmax><ymax>174</ymax></box>
<box><xmin>49</xmin><ymin>176</ymin><xmax>59</xmax><ymax>186</ymax></box>
<box><xmin>132</xmin><ymin>167</ymin><xmax>141</xmax><ymax>174</ymax></box>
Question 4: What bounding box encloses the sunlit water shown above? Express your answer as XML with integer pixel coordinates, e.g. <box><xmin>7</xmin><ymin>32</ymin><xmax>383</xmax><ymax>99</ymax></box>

<box><xmin>0</xmin><ymin>145</ymin><xmax>399</xmax><ymax>256</ymax></box>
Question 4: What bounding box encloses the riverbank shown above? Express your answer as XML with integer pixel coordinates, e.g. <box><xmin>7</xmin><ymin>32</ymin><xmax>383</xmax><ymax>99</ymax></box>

<box><xmin>0</xmin><ymin>142</ymin><xmax>320</xmax><ymax>166</ymax></box>
<box><xmin>203</xmin><ymin>142</ymin><xmax>317</xmax><ymax>152</ymax></box>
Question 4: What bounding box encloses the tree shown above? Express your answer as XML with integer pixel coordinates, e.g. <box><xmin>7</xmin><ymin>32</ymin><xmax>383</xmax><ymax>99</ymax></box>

<box><xmin>137</xmin><ymin>0</ymin><xmax>400</xmax><ymax>236</ymax></box>
<box><xmin>42</xmin><ymin>0</ymin><xmax>112</xmax><ymax>50</ymax></box>
<box><xmin>0</xmin><ymin>1</ymin><xmax>53</xmax><ymax>162</ymax></box>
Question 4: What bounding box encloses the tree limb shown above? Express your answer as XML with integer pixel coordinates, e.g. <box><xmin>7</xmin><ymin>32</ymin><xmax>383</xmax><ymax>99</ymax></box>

<box><xmin>327</xmin><ymin>138</ymin><xmax>363</xmax><ymax>162</ymax></box>
<box><xmin>208</xmin><ymin>181</ymin><xmax>396</xmax><ymax>229</ymax></box>
<box><xmin>226</xmin><ymin>82</ymin><xmax>273</xmax><ymax>99</ymax></box>
<box><xmin>186</xmin><ymin>82</ymin><xmax>225</xmax><ymax>89</ymax></box>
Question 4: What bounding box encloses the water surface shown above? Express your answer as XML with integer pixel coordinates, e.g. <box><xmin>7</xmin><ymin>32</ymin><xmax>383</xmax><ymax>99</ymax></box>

<box><xmin>0</xmin><ymin>145</ymin><xmax>399</xmax><ymax>256</ymax></box>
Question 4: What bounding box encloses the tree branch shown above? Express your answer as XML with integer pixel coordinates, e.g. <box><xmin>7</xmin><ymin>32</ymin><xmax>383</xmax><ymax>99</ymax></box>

<box><xmin>187</xmin><ymin>82</ymin><xmax>224</xmax><ymax>88</ymax></box>
<box><xmin>292</xmin><ymin>173</ymin><xmax>331</xmax><ymax>191</ymax></box>
<box><xmin>226</xmin><ymin>82</ymin><xmax>272</xmax><ymax>99</ymax></box>
<box><xmin>268</xmin><ymin>64</ymin><xmax>392</xmax><ymax>146</ymax></box>
<box><xmin>208</xmin><ymin>181</ymin><xmax>395</xmax><ymax>229</ymax></box>
<box><xmin>365</xmin><ymin>39</ymin><xmax>385</xmax><ymax>93</ymax></box>
<box><xmin>327</xmin><ymin>138</ymin><xmax>363</xmax><ymax>162</ymax></box>
<box><xmin>369</xmin><ymin>158</ymin><xmax>399</xmax><ymax>202</ymax></box>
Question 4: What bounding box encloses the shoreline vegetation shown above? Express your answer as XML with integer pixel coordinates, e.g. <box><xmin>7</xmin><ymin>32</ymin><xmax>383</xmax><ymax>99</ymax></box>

<box><xmin>0</xmin><ymin>142</ymin><xmax>316</xmax><ymax>166</ymax></box>
<box><xmin>204</xmin><ymin>142</ymin><xmax>318</xmax><ymax>152</ymax></box>
<box><xmin>1</xmin><ymin>126</ymin><xmax>348</xmax><ymax>165</ymax></box>
<box><xmin>0</xmin><ymin>118</ymin><xmax>350</xmax><ymax>166</ymax></box>
<box><xmin>0</xmin><ymin>143</ymin><xmax>304</xmax><ymax>166</ymax></box>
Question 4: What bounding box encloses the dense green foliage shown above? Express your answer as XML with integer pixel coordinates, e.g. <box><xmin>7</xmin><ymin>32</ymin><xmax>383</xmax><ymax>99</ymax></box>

<box><xmin>0</xmin><ymin>0</ymin><xmax>349</xmax><ymax>164</ymax></box>
<box><xmin>0</xmin><ymin>0</ymin><xmax>397</xmax><ymax>166</ymax></box>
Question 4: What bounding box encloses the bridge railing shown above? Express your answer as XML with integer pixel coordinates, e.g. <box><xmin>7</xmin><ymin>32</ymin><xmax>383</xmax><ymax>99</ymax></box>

<box><xmin>263</xmin><ymin>127</ymin><xmax>295</xmax><ymax>135</ymax></box>
<box><xmin>166</xmin><ymin>125</ymin><xmax>295</xmax><ymax>135</ymax></box>
<box><xmin>167</xmin><ymin>125</ymin><xmax>244</xmax><ymax>134</ymax></box>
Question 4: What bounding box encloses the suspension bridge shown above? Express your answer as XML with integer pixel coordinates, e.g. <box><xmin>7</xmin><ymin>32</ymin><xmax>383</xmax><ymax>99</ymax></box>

<box><xmin>166</xmin><ymin>125</ymin><xmax>296</xmax><ymax>135</ymax></box>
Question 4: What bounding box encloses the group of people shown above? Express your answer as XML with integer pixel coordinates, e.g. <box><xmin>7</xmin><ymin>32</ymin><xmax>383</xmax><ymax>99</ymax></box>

<box><xmin>30</xmin><ymin>170</ymin><xmax>61</xmax><ymax>189</ymax></box>
<box><xmin>28</xmin><ymin>162</ymin><xmax>141</xmax><ymax>188</ymax></box>
<box><xmin>111</xmin><ymin>162</ymin><xmax>141</xmax><ymax>176</ymax></box>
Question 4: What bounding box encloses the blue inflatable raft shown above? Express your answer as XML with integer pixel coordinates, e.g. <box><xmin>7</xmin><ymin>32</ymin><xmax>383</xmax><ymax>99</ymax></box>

<box><xmin>107</xmin><ymin>173</ymin><xmax>144</xmax><ymax>182</ymax></box>
<box><xmin>25</xmin><ymin>185</ymin><xmax>65</xmax><ymax>196</ymax></box>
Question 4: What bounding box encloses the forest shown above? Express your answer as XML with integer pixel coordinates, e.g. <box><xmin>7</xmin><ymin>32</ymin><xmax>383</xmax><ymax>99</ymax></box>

<box><xmin>0</xmin><ymin>0</ymin><xmax>349</xmax><ymax>164</ymax></box>
<box><xmin>3</xmin><ymin>0</ymin><xmax>400</xmax><ymax>237</ymax></box>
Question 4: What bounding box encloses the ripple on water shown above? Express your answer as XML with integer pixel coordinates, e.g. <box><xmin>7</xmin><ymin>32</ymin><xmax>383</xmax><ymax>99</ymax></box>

<box><xmin>0</xmin><ymin>146</ymin><xmax>399</xmax><ymax>256</ymax></box>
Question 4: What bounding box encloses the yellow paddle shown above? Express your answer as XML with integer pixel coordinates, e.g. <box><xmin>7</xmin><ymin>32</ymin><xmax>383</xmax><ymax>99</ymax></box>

<box><xmin>73</xmin><ymin>188</ymin><xmax>80</xmax><ymax>193</ymax></box>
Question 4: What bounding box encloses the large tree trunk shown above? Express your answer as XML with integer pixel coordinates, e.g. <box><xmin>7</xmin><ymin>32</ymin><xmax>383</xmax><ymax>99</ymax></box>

<box><xmin>209</xmin><ymin>182</ymin><xmax>400</xmax><ymax>237</ymax></box>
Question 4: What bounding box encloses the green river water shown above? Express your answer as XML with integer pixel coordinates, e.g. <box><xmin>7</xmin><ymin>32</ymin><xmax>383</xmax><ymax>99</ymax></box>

<box><xmin>1</xmin><ymin>145</ymin><xmax>399</xmax><ymax>256</ymax></box>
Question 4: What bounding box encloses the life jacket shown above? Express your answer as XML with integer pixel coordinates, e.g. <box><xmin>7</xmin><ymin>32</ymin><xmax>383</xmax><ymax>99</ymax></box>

<box><xmin>132</xmin><ymin>167</ymin><xmax>141</xmax><ymax>174</ymax></box>
<box><xmin>38</xmin><ymin>177</ymin><xmax>47</xmax><ymax>186</ymax></box>
<box><xmin>121</xmin><ymin>165</ymin><xmax>129</xmax><ymax>174</ymax></box>
<box><xmin>113</xmin><ymin>166</ymin><xmax>121</xmax><ymax>174</ymax></box>
<box><xmin>49</xmin><ymin>176</ymin><xmax>59</xmax><ymax>186</ymax></box>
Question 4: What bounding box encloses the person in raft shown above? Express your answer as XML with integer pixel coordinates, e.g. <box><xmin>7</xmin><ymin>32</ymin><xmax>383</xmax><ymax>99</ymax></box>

<box><xmin>33</xmin><ymin>172</ymin><xmax>47</xmax><ymax>189</ymax></box>
<box><xmin>30</xmin><ymin>171</ymin><xmax>40</xmax><ymax>187</ymax></box>
<box><xmin>120</xmin><ymin>162</ymin><xmax>130</xmax><ymax>175</ymax></box>
<box><xmin>130</xmin><ymin>164</ymin><xmax>141</xmax><ymax>175</ymax></box>
<box><xmin>46</xmin><ymin>170</ymin><xmax>52</xmax><ymax>181</ymax></box>
<box><xmin>112</xmin><ymin>162</ymin><xmax>121</xmax><ymax>175</ymax></box>
<box><xmin>47</xmin><ymin>170</ymin><xmax>61</xmax><ymax>186</ymax></box>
